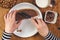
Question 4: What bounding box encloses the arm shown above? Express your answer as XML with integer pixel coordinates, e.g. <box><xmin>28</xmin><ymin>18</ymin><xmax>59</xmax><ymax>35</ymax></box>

<box><xmin>2</xmin><ymin>10</ymin><xmax>22</xmax><ymax>40</ymax></box>
<box><xmin>45</xmin><ymin>32</ymin><xmax>59</xmax><ymax>40</ymax></box>
<box><xmin>31</xmin><ymin>18</ymin><xmax>59</xmax><ymax>40</ymax></box>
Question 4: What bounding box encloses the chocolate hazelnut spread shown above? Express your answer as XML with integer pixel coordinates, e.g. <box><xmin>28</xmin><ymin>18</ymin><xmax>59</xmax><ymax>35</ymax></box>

<box><xmin>46</xmin><ymin>12</ymin><xmax>55</xmax><ymax>22</ymax></box>
<box><xmin>16</xmin><ymin>9</ymin><xmax>38</xmax><ymax>22</ymax></box>
<box><xmin>17</xmin><ymin>30</ymin><xmax>22</xmax><ymax>32</ymax></box>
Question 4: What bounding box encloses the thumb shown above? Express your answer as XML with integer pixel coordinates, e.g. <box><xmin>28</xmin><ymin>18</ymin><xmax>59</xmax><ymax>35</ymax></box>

<box><xmin>16</xmin><ymin>20</ymin><xmax>22</xmax><ymax>26</ymax></box>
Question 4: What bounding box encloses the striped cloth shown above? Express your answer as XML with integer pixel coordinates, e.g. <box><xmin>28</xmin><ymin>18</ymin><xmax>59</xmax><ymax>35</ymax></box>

<box><xmin>45</xmin><ymin>32</ymin><xmax>60</xmax><ymax>40</ymax></box>
<box><xmin>2</xmin><ymin>31</ymin><xmax>11</xmax><ymax>40</ymax></box>
<box><xmin>2</xmin><ymin>31</ymin><xmax>59</xmax><ymax>40</ymax></box>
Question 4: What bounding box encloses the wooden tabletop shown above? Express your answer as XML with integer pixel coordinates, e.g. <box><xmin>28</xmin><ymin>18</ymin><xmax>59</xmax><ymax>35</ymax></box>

<box><xmin>0</xmin><ymin>0</ymin><xmax>60</xmax><ymax>40</ymax></box>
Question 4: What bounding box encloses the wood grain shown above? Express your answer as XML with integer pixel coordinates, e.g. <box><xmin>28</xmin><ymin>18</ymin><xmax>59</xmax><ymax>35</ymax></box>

<box><xmin>0</xmin><ymin>0</ymin><xmax>60</xmax><ymax>40</ymax></box>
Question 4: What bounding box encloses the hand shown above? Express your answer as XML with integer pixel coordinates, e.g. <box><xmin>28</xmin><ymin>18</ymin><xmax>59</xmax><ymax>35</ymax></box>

<box><xmin>4</xmin><ymin>10</ymin><xmax>22</xmax><ymax>33</ymax></box>
<box><xmin>31</xmin><ymin>18</ymin><xmax>49</xmax><ymax>37</ymax></box>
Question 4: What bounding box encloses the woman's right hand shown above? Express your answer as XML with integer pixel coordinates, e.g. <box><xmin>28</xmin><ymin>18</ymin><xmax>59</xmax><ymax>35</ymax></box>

<box><xmin>31</xmin><ymin>18</ymin><xmax>49</xmax><ymax>37</ymax></box>
<box><xmin>4</xmin><ymin>10</ymin><xmax>22</xmax><ymax>33</ymax></box>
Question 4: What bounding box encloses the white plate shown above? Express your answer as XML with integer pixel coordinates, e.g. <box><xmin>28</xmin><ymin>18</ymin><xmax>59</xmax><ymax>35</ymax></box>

<box><xmin>9</xmin><ymin>2</ymin><xmax>42</xmax><ymax>38</ymax></box>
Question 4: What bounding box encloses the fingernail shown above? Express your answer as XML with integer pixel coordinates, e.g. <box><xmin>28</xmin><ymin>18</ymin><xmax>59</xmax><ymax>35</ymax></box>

<box><xmin>11</xmin><ymin>10</ymin><xmax>14</xmax><ymax>13</ymax></box>
<box><xmin>36</xmin><ymin>18</ymin><xmax>40</xmax><ymax>20</ymax></box>
<box><xmin>12</xmin><ymin>10</ymin><xmax>16</xmax><ymax>12</ymax></box>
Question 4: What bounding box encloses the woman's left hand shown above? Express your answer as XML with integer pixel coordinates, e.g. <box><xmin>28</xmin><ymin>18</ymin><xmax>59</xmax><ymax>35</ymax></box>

<box><xmin>31</xmin><ymin>18</ymin><xmax>49</xmax><ymax>37</ymax></box>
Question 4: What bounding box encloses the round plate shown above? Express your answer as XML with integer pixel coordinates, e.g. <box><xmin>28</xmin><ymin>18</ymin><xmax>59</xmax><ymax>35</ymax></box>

<box><xmin>9</xmin><ymin>2</ymin><xmax>42</xmax><ymax>38</ymax></box>
<box><xmin>36</xmin><ymin>0</ymin><xmax>50</xmax><ymax>8</ymax></box>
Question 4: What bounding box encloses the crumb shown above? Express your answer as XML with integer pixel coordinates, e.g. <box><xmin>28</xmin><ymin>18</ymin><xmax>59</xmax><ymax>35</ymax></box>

<box><xmin>17</xmin><ymin>30</ymin><xmax>22</xmax><ymax>32</ymax></box>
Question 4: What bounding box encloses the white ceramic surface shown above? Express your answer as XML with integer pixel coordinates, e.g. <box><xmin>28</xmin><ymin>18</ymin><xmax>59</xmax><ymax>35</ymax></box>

<box><xmin>9</xmin><ymin>2</ymin><xmax>42</xmax><ymax>38</ymax></box>
<box><xmin>36</xmin><ymin>0</ymin><xmax>50</xmax><ymax>8</ymax></box>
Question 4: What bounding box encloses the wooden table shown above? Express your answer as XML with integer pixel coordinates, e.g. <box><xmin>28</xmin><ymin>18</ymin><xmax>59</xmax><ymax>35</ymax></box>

<box><xmin>0</xmin><ymin>0</ymin><xmax>60</xmax><ymax>40</ymax></box>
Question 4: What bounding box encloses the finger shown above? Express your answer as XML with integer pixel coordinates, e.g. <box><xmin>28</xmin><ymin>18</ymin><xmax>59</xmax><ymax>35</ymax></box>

<box><xmin>40</xmin><ymin>19</ymin><xmax>47</xmax><ymax>26</ymax></box>
<box><xmin>17</xmin><ymin>20</ymin><xmax>22</xmax><ymax>25</ymax></box>
<box><xmin>12</xmin><ymin>10</ymin><xmax>17</xmax><ymax>18</ymax></box>
<box><xmin>36</xmin><ymin>19</ymin><xmax>44</xmax><ymax>29</ymax></box>
<box><xmin>9</xmin><ymin>10</ymin><xmax>15</xmax><ymax>18</ymax></box>
<box><xmin>7</xmin><ymin>11</ymin><xmax>12</xmax><ymax>18</ymax></box>
<box><xmin>31</xmin><ymin>18</ymin><xmax>38</xmax><ymax>27</ymax></box>
<box><xmin>15</xmin><ymin>20</ymin><xmax>22</xmax><ymax>28</ymax></box>
<box><xmin>36</xmin><ymin>19</ymin><xmax>42</xmax><ymax>25</ymax></box>
<box><xmin>4</xmin><ymin>14</ymin><xmax>7</xmax><ymax>20</ymax></box>
<box><xmin>12</xmin><ymin>10</ymin><xmax>17</xmax><ymax>21</ymax></box>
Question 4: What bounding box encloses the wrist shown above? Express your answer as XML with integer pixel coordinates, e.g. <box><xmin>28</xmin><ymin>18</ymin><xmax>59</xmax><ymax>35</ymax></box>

<box><xmin>4</xmin><ymin>31</ymin><xmax>12</xmax><ymax>34</ymax></box>
<box><xmin>39</xmin><ymin>30</ymin><xmax>49</xmax><ymax>37</ymax></box>
<box><xmin>5</xmin><ymin>26</ymin><xmax>14</xmax><ymax>33</ymax></box>
<box><xmin>43</xmin><ymin>31</ymin><xmax>49</xmax><ymax>37</ymax></box>
<box><xmin>5</xmin><ymin>30</ymin><xmax>12</xmax><ymax>34</ymax></box>
<box><xmin>5</xmin><ymin>28</ymin><xmax>13</xmax><ymax>33</ymax></box>
<box><xmin>44</xmin><ymin>31</ymin><xmax>50</xmax><ymax>38</ymax></box>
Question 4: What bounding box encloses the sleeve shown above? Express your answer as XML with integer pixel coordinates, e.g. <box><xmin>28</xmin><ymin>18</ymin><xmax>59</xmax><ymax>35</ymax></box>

<box><xmin>2</xmin><ymin>31</ymin><xmax>12</xmax><ymax>40</ymax></box>
<box><xmin>44</xmin><ymin>32</ymin><xmax>60</xmax><ymax>40</ymax></box>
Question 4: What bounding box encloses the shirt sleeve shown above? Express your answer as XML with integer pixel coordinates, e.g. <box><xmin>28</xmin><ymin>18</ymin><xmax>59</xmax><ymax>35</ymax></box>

<box><xmin>2</xmin><ymin>31</ymin><xmax>60</xmax><ymax>40</ymax></box>
<box><xmin>2</xmin><ymin>31</ymin><xmax>12</xmax><ymax>40</ymax></box>
<box><xmin>45</xmin><ymin>32</ymin><xmax>60</xmax><ymax>40</ymax></box>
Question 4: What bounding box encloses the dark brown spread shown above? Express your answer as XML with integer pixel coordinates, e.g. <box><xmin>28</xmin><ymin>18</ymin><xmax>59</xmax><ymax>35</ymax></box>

<box><xmin>46</xmin><ymin>12</ymin><xmax>55</xmax><ymax>22</ymax></box>
<box><xmin>16</xmin><ymin>9</ymin><xmax>38</xmax><ymax>23</ymax></box>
